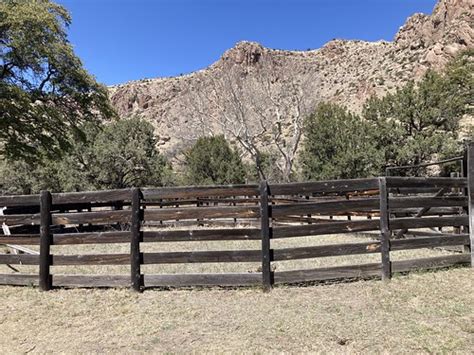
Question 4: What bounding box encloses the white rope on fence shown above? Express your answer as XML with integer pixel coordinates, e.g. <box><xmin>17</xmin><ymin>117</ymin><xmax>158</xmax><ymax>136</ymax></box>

<box><xmin>1</xmin><ymin>206</ymin><xmax>39</xmax><ymax>255</ymax></box>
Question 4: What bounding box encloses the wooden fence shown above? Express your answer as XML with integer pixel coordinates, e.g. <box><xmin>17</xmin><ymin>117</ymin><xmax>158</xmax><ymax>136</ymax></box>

<box><xmin>0</xmin><ymin>144</ymin><xmax>473</xmax><ymax>291</ymax></box>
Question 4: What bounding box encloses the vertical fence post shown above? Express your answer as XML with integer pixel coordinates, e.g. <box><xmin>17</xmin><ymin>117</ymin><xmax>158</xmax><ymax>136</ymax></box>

<box><xmin>259</xmin><ymin>180</ymin><xmax>272</xmax><ymax>291</ymax></box>
<box><xmin>378</xmin><ymin>178</ymin><xmax>391</xmax><ymax>280</ymax></box>
<box><xmin>467</xmin><ymin>143</ymin><xmax>474</xmax><ymax>266</ymax></box>
<box><xmin>39</xmin><ymin>190</ymin><xmax>52</xmax><ymax>291</ymax></box>
<box><xmin>131</xmin><ymin>188</ymin><xmax>143</xmax><ymax>291</ymax></box>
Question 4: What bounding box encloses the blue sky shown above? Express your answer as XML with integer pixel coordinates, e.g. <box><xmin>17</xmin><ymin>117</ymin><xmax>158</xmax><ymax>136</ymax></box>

<box><xmin>57</xmin><ymin>0</ymin><xmax>438</xmax><ymax>85</ymax></box>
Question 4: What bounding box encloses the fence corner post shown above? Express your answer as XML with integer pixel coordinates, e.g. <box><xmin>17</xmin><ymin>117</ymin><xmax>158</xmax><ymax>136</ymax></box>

<box><xmin>378</xmin><ymin>177</ymin><xmax>391</xmax><ymax>280</ymax></box>
<box><xmin>259</xmin><ymin>180</ymin><xmax>272</xmax><ymax>292</ymax></box>
<box><xmin>39</xmin><ymin>190</ymin><xmax>52</xmax><ymax>291</ymax></box>
<box><xmin>466</xmin><ymin>143</ymin><xmax>474</xmax><ymax>267</ymax></box>
<box><xmin>131</xmin><ymin>187</ymin><xmax>143</xmax><ymax>291</ymax></box>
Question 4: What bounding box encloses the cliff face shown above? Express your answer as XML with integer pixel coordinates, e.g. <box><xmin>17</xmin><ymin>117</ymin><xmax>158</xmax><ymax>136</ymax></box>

<box><xmin>109</xmin><ymin>0</ymin><xmax>473</xmax><ymax>157</ymax></box>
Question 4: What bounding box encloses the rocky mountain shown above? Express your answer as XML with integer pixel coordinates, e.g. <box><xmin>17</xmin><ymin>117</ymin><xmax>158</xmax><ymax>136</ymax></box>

<box><xmin>109</xmin><ymin>0</ymin><xmax>473</xmax><ymax>161</ymax></box>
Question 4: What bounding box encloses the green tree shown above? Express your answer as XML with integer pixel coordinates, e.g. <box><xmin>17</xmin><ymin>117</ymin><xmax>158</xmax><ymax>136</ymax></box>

<box><xmin>363</xmin><ymin>50</ymin><xmax>473</xmax><ymax>174</ymax></box>
<box><xmin>300</xmin><ymin>103</ymin><xmax>384</xmax><ymax>180</ymax></box>
<box><xmin>0</xmin><ymin>118</ymin><xmax>169</xmax><ymax>193</ymax></box>
<box><xmin>184</xmin><ymin>135</ymin><xmax>245</xmax><ymax>185</ymax></box>
<box><xmin>0</xmin><ymin>0</ymin><xmax>114</xmax><ymax>160</ymax></box>
<box><xmin>90</xmin><ymin>118</ymin><xmax>169</xmax><ymax>189</ymax></box>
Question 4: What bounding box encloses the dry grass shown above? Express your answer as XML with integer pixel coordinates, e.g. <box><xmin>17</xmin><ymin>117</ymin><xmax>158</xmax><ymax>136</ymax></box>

<box><xmin>0</xmin><ymin>268</ymin><xmax>472</xmax><ymax>353</ymax></box>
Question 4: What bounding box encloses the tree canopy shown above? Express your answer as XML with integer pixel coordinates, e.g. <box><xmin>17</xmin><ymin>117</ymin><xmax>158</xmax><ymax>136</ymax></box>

<box><xmin>300</xmin><ymin>102</ymin><xmax>384</xmax><ymax>180</ymax></box>
<box><xmin>0</xmin><ymin>118</ymin><xmax>169</xmax><ymax>194</ymax></box>
<box><xmin>363</xmin><ymin>50</ymin><xmax>473</xmax><ymax>173</ymax></box>
<box><xmin>184</xmin><ymin>135</ymin><xmax>246</xmax><ymax>185</ymax></box>
<box><xmin>0</xmin><ymin>0</ymin><xmax>114</xmax><ymax>159</ymax></box>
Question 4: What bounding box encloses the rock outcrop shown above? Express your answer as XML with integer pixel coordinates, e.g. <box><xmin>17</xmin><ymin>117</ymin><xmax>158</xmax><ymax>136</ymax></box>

<box><xmin>109</xmin><ymin>0</ymin><xmax>473</xmax><ymax>158</ymax></box>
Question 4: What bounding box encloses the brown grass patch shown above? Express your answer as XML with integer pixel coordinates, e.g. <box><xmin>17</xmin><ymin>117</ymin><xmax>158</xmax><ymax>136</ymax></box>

<box><xmin>0</xmin><ymin>268</ymin><xmax>472</xmax><ymax>353</ymax></box>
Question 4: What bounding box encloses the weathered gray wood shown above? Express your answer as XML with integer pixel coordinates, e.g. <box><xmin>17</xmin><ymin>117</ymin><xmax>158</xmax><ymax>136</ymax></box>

<box><xmin>390</xmin><ymin>207</ymin><xmax>460</xmax><ymax>216</ymax></box>
<box><xmin>142</xmin><ymin>185</ymin><xmax>259</xmax><ymax>199</ymax></box>
<box><xmin>269</xmin><ymin>178</ymin><xmax>379</xmax><ymax>196</ymax></box>
<box><xmin>260</xmin><ymin>180</ymin><xmax>272</xmax><ymax>291</ymax></box>
<box><xmin>144</xmin><ymin>273</ymin><xmax>262</xmax><ymax>287</ymax></box>
<box><xmin>130</xmin><ymin>188</ymin><xmax>142</xmax><ymax>291</ymax></box>
<box><xmin>52</xmin><ymin>189</ymin><xmax>131</xmax><ymax>205</ymax></box>
<box><xmin>393</xmin><ymin>187</ymin><xmax>448</xmax><ymax>239</ymax></box>
<box><xmin>467</xmin><ymin>142</ymin><xmax>474</xmax><ymax>266</ymax></box>
<box><xmin>0</xmin><ymin>234</ymin><xmax>40</xmax><ymax>245</ymax></box>
<box><xmin>142</xmin><ymin>228</ymin><xmax>260</xmax><ymax>242</ymax></box>
<box><xmin>0</xmin><ymin>274</ymin><xmax>39</xmax><ymax>286</ymax></box>
<box><xmin>52</xmin><ymin>254</ymin><xmax>130</xmax><ymax>265</ymax></box>
<box><xmin>39</xmin><ymin>190</ymin><xmax>52</xmax><ymax>291</ymax></box>
<box><xmin>379</xmin><ymin>178</ymin><xmax>391</xmax><ymax>280</ymax></box>
<box><xmin>272</xmin><ymin>219</ymin><xmax>380</xmax><ymax>239</ymax></box>
<box><xmin>53</xmin><ymin>275</ymin><xmax>130</xmax><ymax>288</ymax></box>
<box><xmin>390</xmin><ymin>216</ymin><xmax>468</xmax><ymax>230</ymax></box>
<box><xmin>52</xmin><ymin>231</ymin><xmax>130</xmax><ymax>245</ymax></box>
<box><xmin>0</xmin><ymin>214</ymin><xmax>40</xmax><ymax>225</ymax></box>
<box><xmin>52</xmin><ymin>210</ymin><xmax>131</xmax><ymax>225</ymax></box>
<box><xmin>391</xmin><ymin>254</ymin><xmax>470</xmax><ymax>273</ymax></box>
<box><xmin>143</xmin><ymin>205</ymin><xmax>260</xmax><ymax>221</ymax></box>
<box><xmin>0</xmin><ymin>194</ymin><xmax>40</xmax><ymax>207</ymax></box>
<box><xmin>386</xmin><ymin>177</ymin><xmax>467</xmax><ymax>188</ymax></box>
<box><xmin>271</xmin><ymin>198</ymin><xmax>379</xmax><ymax>217</ymax></box>
<box><xmin>142</xmin><ymin>250</ymin><xmax>261</xmax><ymax>264</ymax></box>
<box><xmin>273</xmin><ymin>263</ymin><xmax>381</xmax><ymax>284</ymax></box>
<box><xmin>390</xmin><ymin>235</ymin><xmax>470</xmax><ymax>250</ymax></box>
<box><xmin>0</xmin><ymin>254</ymin><xmax>39</xmax><ymax>264</ymax></box>
<box><xmin>273</xmin><ymin>241</ymin><xmax>381</xmax><ymax>261</ymax></box>
<box><xmin>389</xmin><ymin>196</ymin><xmax>467</xmax><ymax>209</ymax></box>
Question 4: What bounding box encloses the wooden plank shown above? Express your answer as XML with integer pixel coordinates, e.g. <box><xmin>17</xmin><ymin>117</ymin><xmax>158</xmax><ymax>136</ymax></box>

<box><xmin>391</xmin><ymin>254</ymin><xmax>470</xmax><ymax>273</ymax></box>
<box><xmin>53</xmin><ymin>275</ymin><xmax>130</xmax><ymax>288</ymax></box>
<box><xmin>0</xmin><ymin>254</ymin><xmax>39</xmax><ymax>265</ymax></box>
<box><xmin>260</xmin><ymin>181</ymin><xmax>272</xmax><ymax>291</ymax></box>
<box><xmin>272</xmin><ymin>219</ymin><xmax>380</xmax><ymax>239</ymax></box>
<box><xmin>390</xmin><ymin>207</ymin><xmax>461</xmax><ymax>216</ymax></box>
<box><xmin>144</xmin><ymin>273</ymin><xmax>262</xmax><ymax>287</ymax></box>
<box><xmin>273</xmin><ymin>263</ymin><xmax>381</xmax><ymax>284</ymax></box>
<box><xmin>379</xmin><ymin>178</ymin><xmax>391</xmax><ymax>280</ymax></box>
<box><xmin>143</xmin><ymin>205</ymin><xmax>260</xmax><ymax>221</ymax></box>
<box><xmin>0</xmin><ymin>274</ymin><xmax>39</xmax><ymax>286</ymax></box>
<box><xmin>389</xmin><ymin>196</ymin><xmax>467</xmax><ymax>209</ymax></box>
<box><xmin>272</xmin><ymin>241</ymin><xmax>381</xmax><ymax>261</ymax></box>
<box><xmin>269</xmin><ymin>178</ymin><xmax>379</xmax><ymax>196</ymax></box>
<box><xmin>130</xmin><ymin>188</ymin><xmax>142</xmax><ymax>292</ymax></box>
<box><xmin>142</xmin><ymin>185</ymin><xmax>259</xmax><ymax>199</ymax></box>
<box><xmin>39</xmin><ymin>191</ymin><xmax>52</xmax><ymax>291</ymax></box>
<box><xmin>389</xmin><ymin>187</ymin><xmax>445</xmax><ymax>194</ymax></box>
<box><xmin>0</xmin><ymin>214</ymin><xmax>40</xmax><ymax>225</ymax></box>
<box><xmin>142</xmin><ymin>250</ymin><xmax>261</xmax><ymax>264</ymax></box>
<box><xmin>52</xmin><ymin>210</ymin><xmax>131</xmax><ymax>225</ymax></box>
<box><xmin>390</xmin><ymin>216</ymin><xmax>468</xmax><ymax>230</ymax></box>
<box><xmin>271</xmin><ymin>198</ymin><xmax>379</xmax><ymax>217</ymax></box>
<box><xmin>52</xmin><ymin>254</ymin><xmax>130</xmax><ymax>265</ymax></box>
<box><xmin>390</xmin><ymin>235</ymin><xmax>470</xmax><ymax>251</ymax></box>
<box><xmin>386</xmin><ymin>177</ymin><xmax>467</xmax><ymax>188</ymax></box>
<box><xmin>468</xmin><ymin>142</ymin><xmax>474</xmax><ymax>266</ymax></box>
<box><xmin>0</xmin><ymin>195</ymin><xmax>40</xmax><ymax>207</ymax></box>
<box><xmin>0</xmin><ymin>234</ymin><xmax>40</xmax><ymax>245</ymax></box>
<box><xmin>142</xmin><ymin>228</ymin><xmax>261</xmax><ymax>242</ymax></box>
<box><xmin>52</xmin><ymin>231</ymin><xmax>130</xmax><ymax>245</ymax></box>
<box><xmin>52</xmin><ymin>189</ymin><xmax>131</xmax><ymax>205</ymax></box>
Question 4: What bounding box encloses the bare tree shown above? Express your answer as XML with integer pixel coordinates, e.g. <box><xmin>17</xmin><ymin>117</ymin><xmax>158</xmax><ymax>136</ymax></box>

<box><xmin>184</xmin><ymin>53</ymin><xmax>319</xmax><ymax>182</ymax></box>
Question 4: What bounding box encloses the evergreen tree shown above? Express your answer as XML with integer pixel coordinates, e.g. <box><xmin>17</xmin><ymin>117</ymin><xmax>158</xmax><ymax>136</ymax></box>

<box><xmin>300</xmin><ymin>103</ymin><xmax>384</xmax><ymax>180</ymax></box>
<box><xmin>185</xmin><ymin>135</ymin><xmax>245</xmax><ymax>185</ymax></box>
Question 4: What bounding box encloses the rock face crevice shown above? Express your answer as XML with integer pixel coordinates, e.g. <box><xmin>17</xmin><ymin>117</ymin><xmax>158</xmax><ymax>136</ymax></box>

<box><xmin>109</xmin><ymin>0</ymin><xmax>473</xmax><ymax>156</ymax></box>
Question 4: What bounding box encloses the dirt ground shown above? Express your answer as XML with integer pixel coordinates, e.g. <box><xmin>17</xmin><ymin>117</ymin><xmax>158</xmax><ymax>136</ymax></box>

<box><xmin>0</xmin><ymin>267</ymin><xmax>472</xmax><ymax>353</ymax></box>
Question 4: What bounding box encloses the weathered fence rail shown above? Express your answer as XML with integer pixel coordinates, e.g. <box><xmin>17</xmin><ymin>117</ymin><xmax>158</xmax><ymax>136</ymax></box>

<box><xmin>0</xmin><ymin>144</ymin><xmax>473</xmax><ymax>291</ymax></box>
